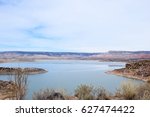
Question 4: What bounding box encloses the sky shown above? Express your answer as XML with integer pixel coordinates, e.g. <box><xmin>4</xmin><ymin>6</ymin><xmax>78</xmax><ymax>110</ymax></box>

<box><xmin>0</xmin><ymin>0</ymin><xmax>150</xmax><ymax>52</ymax></box>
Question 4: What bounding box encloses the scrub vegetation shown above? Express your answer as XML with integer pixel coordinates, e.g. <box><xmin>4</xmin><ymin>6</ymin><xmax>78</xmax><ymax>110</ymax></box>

<box><xmin>32</xmin><ymin>82</ymin><xmax>150</xmax><ymax>100</ymax></box>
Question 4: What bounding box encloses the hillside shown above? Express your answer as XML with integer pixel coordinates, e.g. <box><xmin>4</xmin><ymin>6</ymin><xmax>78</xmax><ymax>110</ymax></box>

<box><xmin>0</xmin><ymin>51</ymin><xmax>150</xmax><ymax>62</ymax></box>
<box><xmin>109</xmin><ymin>60</ymin><xmax>150</xmax><ymax>82</ymax></box>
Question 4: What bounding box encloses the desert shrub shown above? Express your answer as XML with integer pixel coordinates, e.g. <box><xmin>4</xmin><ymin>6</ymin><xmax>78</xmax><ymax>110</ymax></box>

<box><xmin>93</xmin><ymin>87</ymin><xmax>111</xmax><ymax>100</ymax></box>
<box><xmin>147</xmin><ymin>78</ymin><xmax>150</xmax><ymax>84</ymax></box>
<box><xmin>136</xmin><ymin>83</ymin><xmax>150</xmax><ymax>100</ymax></box>
<box><xmin>117</xmin><ymin>81</ymin><xmax>137</xmax><ymax>100</ymax></box>
<box><xmin>32</xmin><ymin>89</ymin><xmax>66</xmax><ymax>100</ymax></box>
<box><xmin>74</xmin><ymin>84</ymin><xmax>94</xmax><ymax>100</ymax></box>
<box><xmin>10</xmin><ymin>69</ymin><xmax>28</xmax><ymax>100</ymax></box>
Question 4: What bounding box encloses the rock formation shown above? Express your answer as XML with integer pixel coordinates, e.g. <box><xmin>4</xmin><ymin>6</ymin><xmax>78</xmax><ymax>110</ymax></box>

<box><xmin>109</xmin><ymin>60</ymin><xmax>150</xmax><ymax>82</ymax></box>
<box><xmin>0</xmin><ymin>80</ymin><xmax>16</xmax><ymax>99</ymax></box>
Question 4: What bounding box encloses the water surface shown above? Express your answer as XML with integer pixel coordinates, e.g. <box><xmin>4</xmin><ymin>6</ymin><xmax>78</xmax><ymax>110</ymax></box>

<box><xmin>0</xmin><ymin>60</ymin><xmax>142</xmax><ymax>99</ymax></box>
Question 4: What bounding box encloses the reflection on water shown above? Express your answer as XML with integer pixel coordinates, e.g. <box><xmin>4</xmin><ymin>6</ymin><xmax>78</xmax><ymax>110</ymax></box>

<box><xmin>0</xmin><ymin>60</ymin><xmax>141</xmax><ymax>99</ymax></box>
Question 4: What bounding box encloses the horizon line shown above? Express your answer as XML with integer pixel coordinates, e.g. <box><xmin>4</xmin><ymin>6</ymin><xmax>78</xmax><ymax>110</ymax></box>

<box><xmin>0</xmin><ymin>50</ymin><xmax>150</xmax><ymax>53</ymax></box>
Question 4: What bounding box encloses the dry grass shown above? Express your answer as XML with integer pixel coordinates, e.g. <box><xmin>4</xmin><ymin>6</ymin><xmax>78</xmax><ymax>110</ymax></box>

<box><xmin>32</xmin><ymin>89</ymin><xmax>66</xmax><ymax>100</ymax></box>
<box><xmin>74</xmin><ymin>85</ymin><xmax>110</xmax><ymax>100</ymax></box>
<box><xmin>116</xmin><ymin>81</ymin><xmax>137</xmax><ymax>100</ymax></box>
<box><xmin>31</xmin><ymin>82</ymin><xmax>150</xmax><ymax>100</ymax></box>
<box><xmin>136</xmin><ymin>83</ymin><xmax>150</xmax><ymax>100</ymax></box>
<box><xmin>93</xmin><ymin>87</ymin><xmax>111</xmax><ymax>100</ymax></box>
<box><xmin>74</xmin><ymin>84</ymin><xmax>94</xmax><ymax>100</ymax></box>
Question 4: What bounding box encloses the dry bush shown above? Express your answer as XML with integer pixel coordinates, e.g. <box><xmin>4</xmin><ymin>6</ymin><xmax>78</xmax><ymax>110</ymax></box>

<box><xmin>117</xmin><ymin>81</ymin><xmax>137</xmax><ymax>100</ymax></box>
<box><xmin>32</xmin><ymin>89</ymin><xmax>66</xmax><ymax>100</ymax></box>
<box><xmin>147</xmin><ymin>78</ymin><xmax>150</xmax><ymax>84</ymax></box>
<box><xmin>74</xmin><ymin>84</ymin><xmax>94</xmax><ymax>100</ymax></box>
<box><xmin>136</xmin><ymin>83</ymin><xmax>150</xmax><ymax>100</ymax></box>
<box><xmin>93</xmin><ymin>87</ymin><xmax>111</xmax><ymax>100</ymax></box>
<box><xmin>10</xmin><ymin>69</ymin><xmax>28</xmax><ymax>100</ymax></box>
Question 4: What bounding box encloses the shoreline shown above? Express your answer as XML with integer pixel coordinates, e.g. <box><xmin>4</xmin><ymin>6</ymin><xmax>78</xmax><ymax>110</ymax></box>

<box><xmin>0</xmin><ymin>67</ymin><xmax>47</xmax><ymax>75</ymax></box>
<box><xmin>107</xmin><ymin>60</ymin><xmax>150</xmax><ymax>82</ymax></box>
<box><xmin>107</xmin><ymin>70</ymin><xmax>148</xmax><ymax>82</ymax></box>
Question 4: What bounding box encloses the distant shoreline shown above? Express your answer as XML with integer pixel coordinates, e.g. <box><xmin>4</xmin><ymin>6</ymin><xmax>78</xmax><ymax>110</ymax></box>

<box><xmin>0</xmin><ymin>67</ymin><xmax>47</xmax><ymax>75</ymax></box>
<box><xmin>0</xmin><ymin>51</ymin><xmax>150</xmax><ymax>62</ymax></box>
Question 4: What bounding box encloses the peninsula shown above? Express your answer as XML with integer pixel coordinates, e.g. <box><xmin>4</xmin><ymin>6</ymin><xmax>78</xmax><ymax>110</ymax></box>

<box><xmin>109</xmin><ymin>60</ymin><xmax>150</xmax><ymax>82</ymax></box>
<box><xmin>0</xmin><ymin>67</ymin><xmax>47</xmax><ymax>75</ymax></box>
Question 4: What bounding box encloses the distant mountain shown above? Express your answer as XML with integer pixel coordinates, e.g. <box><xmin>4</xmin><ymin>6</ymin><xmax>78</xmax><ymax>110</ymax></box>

<box><xmin>0</xmin><ymin>51</ymin><xmax>150</xmax><ymax>62</ymax></box>
<box><xmin>0</xmin><ymin>51</ymin><xmax>101</xmax><ymax>56</ymax></box>
<box><xmin>108</xmin><ymin>51</ymin><xmax>150</xmax><ymax>54</ymax></box>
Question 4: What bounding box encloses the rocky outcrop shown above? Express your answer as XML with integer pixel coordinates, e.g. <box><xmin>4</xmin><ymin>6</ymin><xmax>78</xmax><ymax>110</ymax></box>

<box><xmin>0</xmin><ymin>67</ymin><xmax>47</xmax><ymax>75</ymax></box>
<box><xmin>0</xmin><ymin>80</ymin><xmax>16</xmax><ymax>99</ymax></box>
<box><xmin>0</xmin><ymin>80</ymin><xmax>15</xmax><ymax>90</ymax></box>
<box><xmin>109</xmin><ymin>60</ymin><xmax>150</xmax><ymax>82</ymax></box>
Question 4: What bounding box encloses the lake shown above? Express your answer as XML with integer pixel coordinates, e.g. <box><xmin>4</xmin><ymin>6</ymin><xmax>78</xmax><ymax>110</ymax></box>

<box><xmin>0</xmin><ymin>60</ymin><xmax>142</xmax><ymax>99</ymax></box>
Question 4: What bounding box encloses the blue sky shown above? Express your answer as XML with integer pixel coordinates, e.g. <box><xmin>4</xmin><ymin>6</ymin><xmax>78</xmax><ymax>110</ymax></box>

<box><xmin>0</xmin><ymin>0</ymin><xmax>150</xmax><ymax>52</ymax></box>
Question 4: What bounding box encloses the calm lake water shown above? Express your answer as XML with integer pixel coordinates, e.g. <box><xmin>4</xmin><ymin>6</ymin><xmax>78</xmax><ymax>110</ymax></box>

<box><xmin>0</xmin><ymin>60</ymin><xmax>142</xmax><ymax>99</ymax></box>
